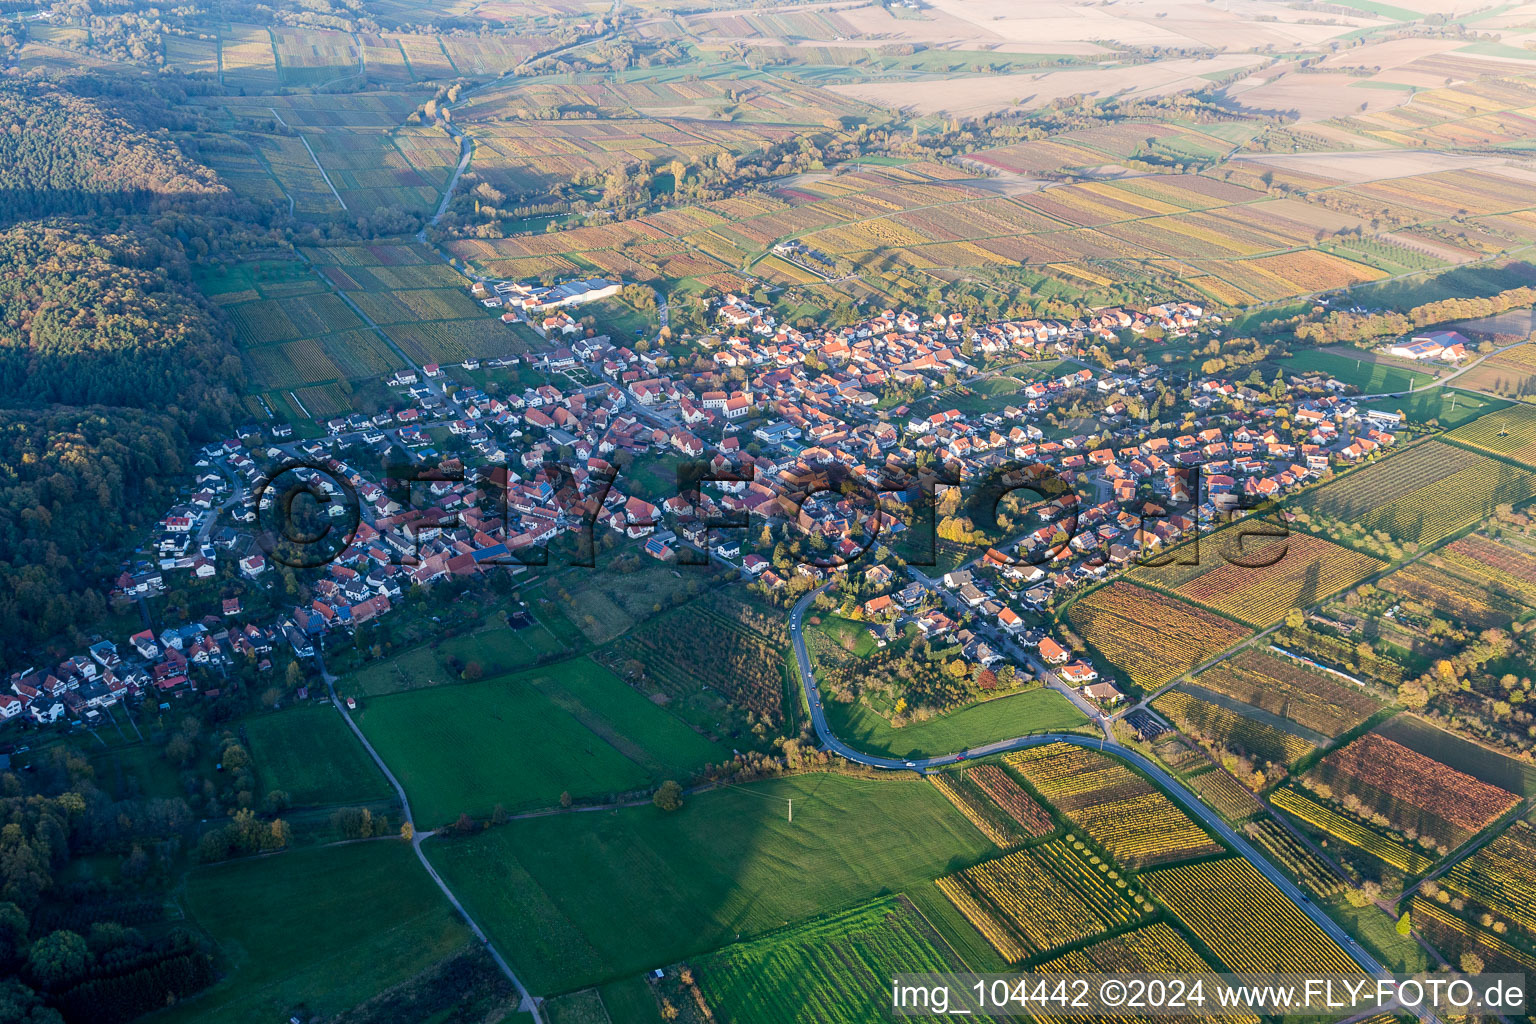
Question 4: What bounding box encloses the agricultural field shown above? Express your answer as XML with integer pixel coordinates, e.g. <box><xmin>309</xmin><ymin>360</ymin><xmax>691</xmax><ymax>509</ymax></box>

<box><xmin>439</xmin><ymin>33</ymin><xmax>554</xmax><ymax>76</ymax></box>
<box><xmin>1066</xmin><ymin>583</ymin><xmax>1250</xmax><ymax>689</ymax></box>
<box><xmin>423</xmin><ymin>774</ymin><xmax>996</xmax><ymax>994</ymax></box>
<box><xmin>529</xmin><ymin>559</ymin><xmax>714</xmax><ymax>649</ymax></box>
<box><xmin>243</xmin><ymin>705</ymin><xmax>393</xmax><ymax>808</ymax></box>
<box><xmin>594</xmin><ymin>978</ymin><xmax>661</xmax><ymax>1024</ymax></box>
<box><xmin>90</xmin><ymin>741</ymin><xmax>187</xmax><ymax>804</ymax></box>
<box><xmin>1270</xmin><ymin>787</ymin><xmax>1436</xmax><ymax>875</ymax></box>
<box><xmin>299</xmin><ymin>128</ymin><xmax>457</xmax><ymax>214</ymax></box>
<box><xmin>1034</xmin><ymin>923</ymin><xmax>1253</xmax><ymax>1024</ymax></box>
<box><xmin>1005</xmin><ymin>743</ymin><xmax>1221</xmax><ymax>868</ymax></box>
<box><xmin>968</xmin><ymin>763</ymin><xmax>1056</xmax><ymax>837</ymax></box>
<box><xmin>1153</xmin><ymin>689</ymin><xmax>1317</xmax><ymax>766</ymax></box>
<box><xmin>195</xmin><ymin>96</ymin><xmax>464</xmax><ymax>215</ymax></box>
<box><xmin>544</xmin><ymin>989</ymin><xmax>611</xmax><ymax>1024</ymax></box>
<box><xmin>1376</xmin><ymin>559</ymin><xmax>1533</xmax><ymax>630</ymax></box>
<box><xmin>1242</xmin><ymin>818</ymin><xmax>1347</xmax><ymax>900</ymax></box>
<box><xmin>1302</xmin><ymin>733</ymin><xmax>1520</xmax><ymax>850</ymax></box>
<box><xmin>694</xmin><ymin>896</ymin><xmax>981</xmax><ymax>1024</ymax></box>
<box><xmin>354</xmin><ymin>656</ymin><xmax>728</xmax><ymax>825</ymax></box>
<box><xmin>1455</xmin><ymin>343</ymin><xmax>1536</xmax><ymax>400</ymax></box>
<box><xmin>344</xmin><ymin>618</ymin><xmax>567</xmax><ymax>697</ymax></box>
<box><xmin>1301</xmin><ymin>443</ymin><xmax>1482</xmax><ymax>519</ymax></box>
<box><xmin>1428</xmin><ymin>533</ymin><xmax>1536</xmax><ymax>613</ymax></box>
<box><xmin>270</xmin><ymin>26</ymin><xmax>360</xmax><ymax>87</ymax></box>
<box><xmin>620</xmin><ymin>590</ymin><xmax>790</xmax><ymax>727</ymax></box>
<box><xmin>298</xmin><ymin>242</ymin><xmax>529</xmax><ymax>367</ymax></box>
<box><xmin>1191</xmin><ymin>648</ymin><xmax>1383</xmax><ymax>738</ymax></box>
<box><xmin>1183</xmin><ymin>765</ymin><xmax>1264</xmax><ymax>823</ymax></box>
<box><xmin>163</xmin><ymin>34</ymin><xmax>220</xmax><ymax>76</ymax></box>
<box><xmin>1411</xmin><ymin>894</ymin><xmax>1536</xmax><ymax>974</ymax></box>
<box><xmin>219</xmin><ymin>24</ymin><xmax>280</xmax><ymax>89</ymax></box>
<box><xmin>1142</xmin><ymin>858</ymin><xmax>1360</xmax><ymax>974</ymax></box>
<box><xmin>434</xmin><ymin>86</ymin><xmax>1536</xmax><ymax>311</ymax></box>
<box><xmin>1133</xmin><ymin>528</ymin><xmax>1385</xmax><ymax>628</ymax></box>
<box><xmin>1293</xmin><ymin>439</ymin><xmax>1536</xmax><ymax>548</ymax></box>
<box><xmin>1034</xmin><ymin>920</ymin><xmax>1214</xmax><ymax>974</ymax></box>
<box><xmin>395</xmin><ymin>33</ymin><xmax>457</xmax><ymax>79</ymax></box>
<box><xmin>197</xmin><ymin>251</ymin><xmax>412</xmax><ymax>411</ymax></box>
<box><xmin>160</xmin><ymin>842</ymin><xmax>471</xmax><ymax>1024</ymax></box>
<box><xmin>465</xmin><ymin>116</ymin><xmax>814</xmax><ymax>198</ymax></box>
<box><xmin>454</xmin><ymin>65</ymin><xmax>874</xmax><ymax>127</ymax></box>
<box><xmin>929</xmin><ymin>765</ymin><xmax>1055</xmax><ymax>849</ymax></box>
<box><xmin>935</xmin><ymin>838</ymin><xmax>1150</xmax><ymax>963</ymax></box>
<box><xmin>1374</xmin><ymin>713</ymin><xmax>1536</xmax><ymax>799</ymax></box>
<box><xmin>1258</xmin><ymin>627</ymin><xmax>1366</xmax><ymax>694</ymax></box>
<box><xmin>220</xmin><ymin>90</ymin><xmax>425</xmax><ymax>130</ymax></box>
<box><xmin>1447</xmin><ymin>403</ymin><xmax>1536</xmax><ymax>469</ymax></box>
<box><xmin>196</xmin><ymin>257</ymin><xmax>329</xmax><ymax>306</ymax></box>
<box><xmin>1434</xmin><ymin>820</ymin><xmax>1536</xmax><ymax>963</ymax></box>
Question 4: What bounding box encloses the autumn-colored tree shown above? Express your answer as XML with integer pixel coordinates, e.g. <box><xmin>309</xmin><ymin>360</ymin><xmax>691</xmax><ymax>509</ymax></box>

<box><xmin>653</xmin><ymin>780</ymin><xmax>684</xmax><ymax>812</ymax></box>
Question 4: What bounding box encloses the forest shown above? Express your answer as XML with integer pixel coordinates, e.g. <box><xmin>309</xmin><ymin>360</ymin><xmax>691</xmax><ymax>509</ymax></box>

<box><xmin>0</xmin><ymin>82</ymin><xmax>225</xmax><ymax>226</ymax></box>
<box><xmin>0</xmin><ymin>60</ymin><xmax>442</xmax><ymax>1022</ymax></box>
<box><xmin>0</xmin><ymin>743</ymin><xmax>224</xmax><ymax>1024</ymax></box>
<box><xmin>0</xmin><ymin>79</ymin><xmax>246</xmax><ymax>662</ymax></box>
<box><xmin>0</xmin><ymin>407</ymin><xmax>193</xmax><ymax>662</ymax></box>
<box><xmin>0</xmin><ymin>223</ymin><xmax>239</xmax><ymax>414</ymax></box>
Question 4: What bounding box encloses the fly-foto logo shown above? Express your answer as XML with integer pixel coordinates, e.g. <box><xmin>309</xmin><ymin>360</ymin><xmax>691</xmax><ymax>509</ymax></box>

<box><xmin>247</xmin><ymin>454</ymin><xmax>1289</xmax><ymax>573</ymax></box>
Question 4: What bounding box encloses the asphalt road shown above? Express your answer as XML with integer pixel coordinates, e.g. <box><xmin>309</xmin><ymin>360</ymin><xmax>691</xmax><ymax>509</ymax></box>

<box><xmin>787</xmin><ymin>585</ymin><xmax>1433</xmax><ymax>1018</ymax></box>
<box><xmin>427</xmin><ymin>120</ymin><xmax>474</xmax><ymax>230</ymax></box>
<box><xmin>1355</xmin><ymin>337</ymin><xmax>1531</xmax><ymax>400</ymax></box>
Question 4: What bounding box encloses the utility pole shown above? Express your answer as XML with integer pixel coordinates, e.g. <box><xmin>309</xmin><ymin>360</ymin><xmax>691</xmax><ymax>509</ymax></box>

<box><xmin>788</xmin><ymin>799</ymin><xmax>793</xmax><ymax>823</ymax></box>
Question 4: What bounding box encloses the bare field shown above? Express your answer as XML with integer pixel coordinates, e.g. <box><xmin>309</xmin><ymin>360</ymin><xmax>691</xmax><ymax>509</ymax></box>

<box><xmin>1319</xmin><ymin>37</ymin><xmax>1469</xmax><ymax>72</ymax></box>
<box><xmin>1455</xmin><ymin>309</ymin><xmax>1536</xmax><ymax>338</ymax></box>
<box><xmin>924</xmin><ymin>0</ymin><xmax>1380</xmax><ymax>50</ymax></box>
<box><xmin>1224</xmin><ymin>72</ymin><xmax>1414</xmax><ymax>121</ymax></box>
<box><xmin>829</xmin><ymin>55</ymin><xmax>1262</xmax><ymax>117</ymax></box>
<box><xmin>1231</xmin><ymin>149</ymin><xmax>1509</xmax><ymax>183</ymax></box>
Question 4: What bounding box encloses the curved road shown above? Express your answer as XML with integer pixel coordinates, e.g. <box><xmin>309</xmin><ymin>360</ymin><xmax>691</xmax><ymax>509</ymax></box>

<box><xmin>788</xmin><ymin>586</ymin><xmax>1433</xmax><ymax>1020</ymax></box>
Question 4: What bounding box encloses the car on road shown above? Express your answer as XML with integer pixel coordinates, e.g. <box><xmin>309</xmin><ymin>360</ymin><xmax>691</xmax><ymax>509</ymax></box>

<box><xmin>955</xmin><ymin>751</ymin><xmax>967</xmax><ymax>760</ymax></box>
<box><xmin>904</xmin><ymin>761</ymin><xmax>917</xmax><ymax>768</ymax></box>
